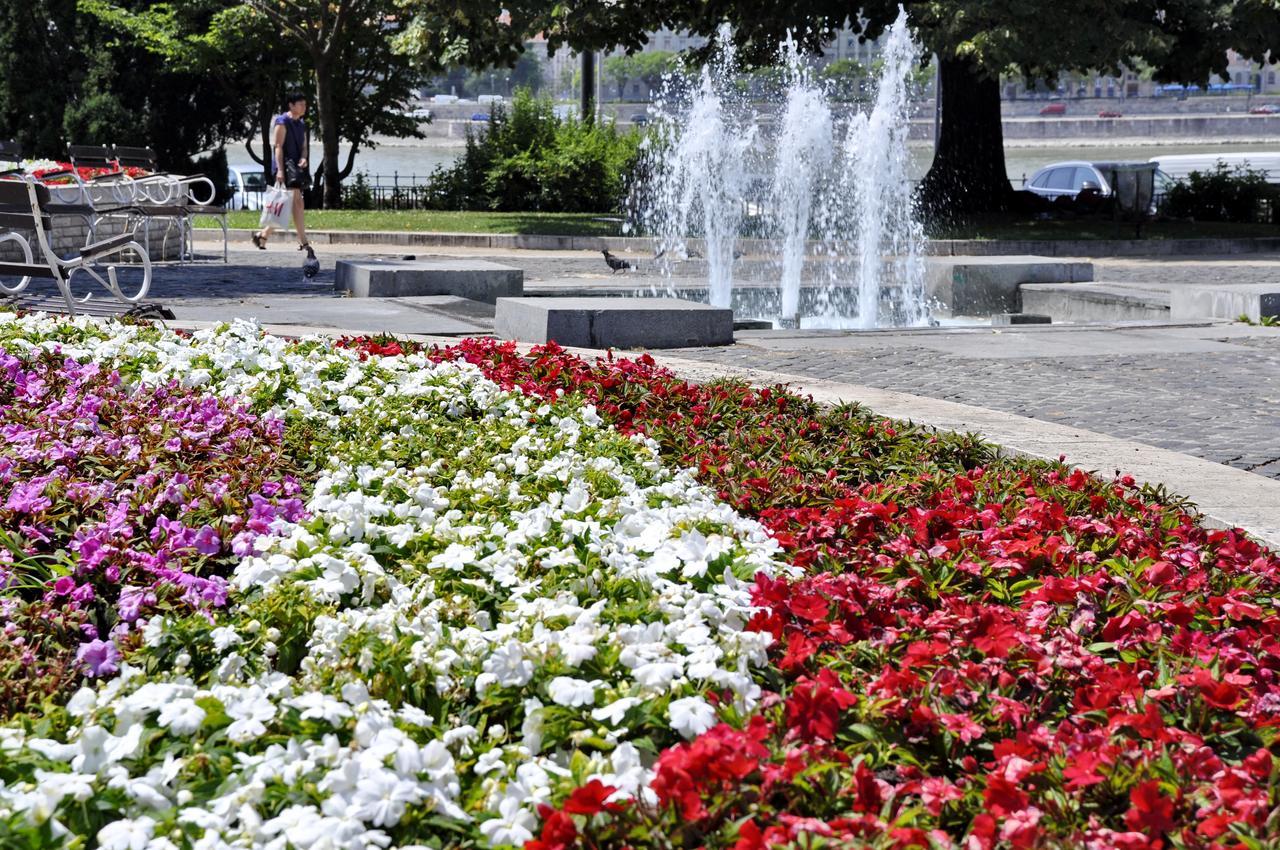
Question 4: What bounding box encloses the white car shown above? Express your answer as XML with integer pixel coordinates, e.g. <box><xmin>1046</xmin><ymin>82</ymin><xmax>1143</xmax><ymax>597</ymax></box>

<box><xmin>226</xmin><ymin>165</ymin><xmax>266</xmax><ymax>210</ymax></box>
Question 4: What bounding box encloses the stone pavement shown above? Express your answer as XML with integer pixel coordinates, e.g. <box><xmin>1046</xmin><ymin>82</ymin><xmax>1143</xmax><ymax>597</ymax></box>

<box><xmin>672</xmin><ymin>322</ymin><xmax>1280</xmax><ymax>480</ymax></box>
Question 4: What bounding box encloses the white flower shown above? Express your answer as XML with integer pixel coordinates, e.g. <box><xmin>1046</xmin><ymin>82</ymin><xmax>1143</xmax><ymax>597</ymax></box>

<box><xmin>547</xmin><ymin>677</ymin><xmax>599</xmax><ymax>708</ymax></box>
<box><xmin>480</xmin><ymin>641</ymin><xmax>535</xmax><ymax>692</ymax></box>
<box><xmin>73</xmin><ymin>723</ymin><xmax>143</xmax><ymax>774</ymax></box>
<box><xmin>478</xmin><ymin>796</ymin><xmax>537</xmax><ymax>847</ymax></box>
<box><xmin>210</xmin><ymin>626</ymin><xmax>243</xmax><ymax>652</ymax></box>
<box><xmin>288</xmin><ymin>692</ymin><xmax>354</xmax><ymax>725</ymax></box>
<box><xmin>347</xmin><ymin>768</ymin><xmax>423</xmax><ymax>827</ymax></box>
<box><xmin>157</xmin><ymin>699</ymin><xmax>206</xmax><ymax>736</ymax></box>
<box><xmin>97</xmin><ymin>815</ymin><xmax>156</xmax><ymax>850</ymax></box>
<box><xmin>591</xmin><ymin>697</ymin><xmax>641</xmax><ymax>727</ymax></box>
<box><xmin>668</xmin><ymin>696</ymin><xmax>717</xmax><ymax>739</ymax></box>
<box><xmin>224</xmin><ymin>688</ymin><xmax>276</xmax><ymax>743</ymax></box>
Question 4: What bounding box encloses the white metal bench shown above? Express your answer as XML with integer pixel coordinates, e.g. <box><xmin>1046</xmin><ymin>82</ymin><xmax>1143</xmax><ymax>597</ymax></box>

<box><xmin>0</xmin><ymin>180</ymin><xmax>152</xmax><ymax>313</ymax></box>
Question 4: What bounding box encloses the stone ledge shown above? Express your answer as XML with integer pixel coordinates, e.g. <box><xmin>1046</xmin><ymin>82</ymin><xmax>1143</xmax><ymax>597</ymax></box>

<box><xmin>495</xmin><ymin>297</ymin><xmax>733</xmax><ymax>349</ymax></box>
<box><xmin>335</xmin><ymin>258</ymin><xmax>523</xmax><ymax>301</ymax></box>
<box><xmin>1170</xmin><ymin>284</ymin><xmax>1280</xmax><ymax>323</ymax></box>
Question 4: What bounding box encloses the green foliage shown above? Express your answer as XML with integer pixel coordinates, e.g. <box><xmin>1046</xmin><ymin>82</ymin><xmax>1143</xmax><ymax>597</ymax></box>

<box><xmin>603</xmin><ymin>50</ymin><xmax>676</xmax><ymax>100</ymax></box>
<box><xmin>818</xmin><ymin>57</ymin><xmax>867</xmax><ymax>101</ymax></box>
<box><xmin>425</xmin><ymin>89</ymin><xmax>642</xmax><ymax>213</ymax></box>
<box><xmin>1161</xmin><ymin>163</ymin><xmax>1280</xmax><ymax>224</ymax></box>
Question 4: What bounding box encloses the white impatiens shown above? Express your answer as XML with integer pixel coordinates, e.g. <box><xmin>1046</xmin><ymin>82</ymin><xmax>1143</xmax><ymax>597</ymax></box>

<box><xmin>0</xmin><ymin>315</ymin><xmax>791</xmax><ymax>849</ymax></box>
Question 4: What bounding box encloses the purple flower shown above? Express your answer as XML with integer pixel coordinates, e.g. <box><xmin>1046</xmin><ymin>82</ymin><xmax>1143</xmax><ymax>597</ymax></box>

<box><xmin>193</xmin><ymin>525</ymin><xmax>221</xmax><ymax>556</ymax></box>
<box><xmin>76</xmin><ymin>639</ymin><xmax>121</xmax><ymax>678</ymax></box>
<box><xmin>53</xmin><ymin>575</ymin><xmax>76</xmax><ymax>596</ymax></box>
<box><xmin>117</xmin><ymin>585</ymin><xmax>155</xmax><ymax>622</ymax></box>
<box><xmin>4</xmin><ymin>480</ymin><xmax>51</xmax><ymax>514</ymax></box>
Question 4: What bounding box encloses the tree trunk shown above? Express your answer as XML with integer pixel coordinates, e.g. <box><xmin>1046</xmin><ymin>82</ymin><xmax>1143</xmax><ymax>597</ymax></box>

<box><xmin>918</xmin><ymin>54</ymin><xmax>1012</xmax><ymax>218</ymax></box>
<box><xmin>314</xmin><ymin>58</ymin><xmax>342</xmax><ymax>208</ymax></box>
<box><xmin>254</xmin><ymin>100</ymin><xmax>272</xmax><ymax>184</ymax></box>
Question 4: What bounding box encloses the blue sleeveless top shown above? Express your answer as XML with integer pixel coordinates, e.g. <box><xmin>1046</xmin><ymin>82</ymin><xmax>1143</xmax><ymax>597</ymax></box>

<box><xmin>271</xmin><ymin>114</ymin><xmax>306</xmax><ymax>174</ymax></box>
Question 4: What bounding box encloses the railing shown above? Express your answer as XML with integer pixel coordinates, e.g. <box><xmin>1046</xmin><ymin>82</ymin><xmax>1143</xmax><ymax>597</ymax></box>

<box><xmin>227</xmin><ymin>172</ymin><xmax>439</xmax><ymax>212</ymax></box>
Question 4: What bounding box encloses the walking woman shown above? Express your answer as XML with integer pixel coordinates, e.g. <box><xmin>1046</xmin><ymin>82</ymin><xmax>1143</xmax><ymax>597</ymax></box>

<box><xmin>252</xmin><ymin>91</ymin><xmax>311</xmax><ymax>254</ymax></box>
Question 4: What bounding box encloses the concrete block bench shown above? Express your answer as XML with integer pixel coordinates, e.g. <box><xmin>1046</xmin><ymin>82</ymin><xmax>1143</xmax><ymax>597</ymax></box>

<box><xmin>926</xmin><ymin>256</ymin><xmax>1095</xmax><ymax>316</ymax></box>
<box><xmin>495</xmin><ymin>297</ymin><xmax>733</xmax><ymax>349</ymax></box>
<box><xmin>335</xmin><ymin>259</ymin><xmax>522</xmax><ymax>302</ymax></box>
<box><xmin>1171</xmin><ymin>284</ymin><xmax>1280</xmax><ymax>324</ymax></box>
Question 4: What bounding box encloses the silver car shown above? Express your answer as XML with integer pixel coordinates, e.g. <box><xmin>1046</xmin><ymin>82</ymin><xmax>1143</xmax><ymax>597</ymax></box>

<box><xmin>226</xmin><ymin>165</ymin><xmax>266</xmax><ymax>210</ymax></box>
<box><xmin>1024</xmin><ymin>161</ymin><xmax>1111</xmax><ymax>200</ymax></box>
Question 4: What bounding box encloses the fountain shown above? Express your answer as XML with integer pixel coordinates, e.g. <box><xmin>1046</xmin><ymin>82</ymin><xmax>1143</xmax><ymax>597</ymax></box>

<box><xmin>644</xmin><ymin>25</ymin><xmax>755</xmax><ymax>309</ymax></box>
<box><xmin>639</xmin><ymin>7</ymin><xmax>929</xmax><ymax>329</ymax></box>
<box><xmin>771</xmin><ymin>36</ymin><xmax>833</xmax><ymax>326</ymax></box>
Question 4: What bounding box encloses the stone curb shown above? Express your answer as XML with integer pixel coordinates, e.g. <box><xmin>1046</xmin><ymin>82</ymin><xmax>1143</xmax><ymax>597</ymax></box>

<box><xmin>212</xmin><ymin>228</ymin><xmax>1280</xmax><ymax>258</ymax></box>
<box><xmin>162</xmin><ymin>319</ymin><xmax>1280</xmax><ymax>548</ymax></box>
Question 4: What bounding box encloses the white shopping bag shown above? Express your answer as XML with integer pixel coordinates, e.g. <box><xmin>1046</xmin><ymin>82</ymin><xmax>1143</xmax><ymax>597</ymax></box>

<box><xmin>259</xmin><ymin>184</ymin><xmax>293</xmax><ymax>231</ymax></box>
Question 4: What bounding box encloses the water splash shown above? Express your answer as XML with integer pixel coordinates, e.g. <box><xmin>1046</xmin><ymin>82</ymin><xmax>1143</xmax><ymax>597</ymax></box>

<box><xmin>772</xmin><ymin>34</ymin><xmax>833</xmax><ymax>326</ymax></box>
<box><xmin>830</xmin><ymin>8</ymin><xmax>926</xmax><ymax>328</ymax></box>
<box><xmin>637</xmin><ymin>6</ymin><xmax>928</xmax><ymax>329</ymax></box>
<box><xmin>643</xmin><ymin>25</ymin><xmax>754</xmax><ymax>308</ymax></box>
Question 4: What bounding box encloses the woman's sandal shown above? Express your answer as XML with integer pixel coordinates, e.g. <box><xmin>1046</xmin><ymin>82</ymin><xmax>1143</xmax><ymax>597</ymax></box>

<box><xmin>251</xmin><ymin>232</ymin><xmax>266</xmax><ymax>250</ymax></box>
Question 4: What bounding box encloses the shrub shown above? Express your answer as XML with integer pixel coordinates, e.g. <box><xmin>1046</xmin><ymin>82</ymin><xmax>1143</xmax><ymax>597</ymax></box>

<box><xmin>424</xmin><ymin>89</ymin><xmax>642</xmax><ymax>213</ymax></box>
<box><xmin>341</xmin><ymin>171</ymin><xmax>376</xmax><ymax>209</ymax></box>
<box><xmin>1161</xmin><ymin>162</ymin><xmax>1279</xmax><ymax>223</ymax></box>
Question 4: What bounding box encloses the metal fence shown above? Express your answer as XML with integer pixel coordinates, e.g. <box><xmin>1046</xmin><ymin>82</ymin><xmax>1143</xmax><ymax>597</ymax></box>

<box><xmin>227</xmin><ymin>172</ymin><xmax>438</xmax><ymax>212</ymax></box>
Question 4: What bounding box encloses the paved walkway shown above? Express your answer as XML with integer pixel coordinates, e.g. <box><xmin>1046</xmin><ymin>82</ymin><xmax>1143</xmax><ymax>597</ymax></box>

<box><xmin>673</xmin><ymin>322</ymin><xmax>1280</xmax><ymax>479</ymax></box>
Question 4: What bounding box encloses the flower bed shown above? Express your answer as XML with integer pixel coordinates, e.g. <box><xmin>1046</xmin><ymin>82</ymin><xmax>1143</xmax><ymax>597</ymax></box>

<box><xmin>26</xmin><ymin>162</ymin><xmax>150</xmax><ymax>183</ymax></box>
<box><xmin>366</xmin><ymin>336</ymin><xmax>1280</xmax><ymax>850</ymax></box>
<box><xmin>0</xmin><ymin>319</ymin><xmax>1276</xmax><ymax>850</ymax></box>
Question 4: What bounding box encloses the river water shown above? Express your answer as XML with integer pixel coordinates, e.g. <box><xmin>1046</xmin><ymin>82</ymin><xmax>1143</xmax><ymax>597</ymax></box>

<box><xmin>234</xmin><ymin>136</ymin><xmax>1278</xmax><ymax>189</ymax></box>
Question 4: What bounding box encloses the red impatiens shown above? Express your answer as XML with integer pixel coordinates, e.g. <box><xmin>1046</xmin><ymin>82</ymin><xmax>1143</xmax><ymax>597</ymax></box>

<box><xmin>337</xmin><ymin>335</ymin><xmax>1280</xmax><ymax>849</ymax></box>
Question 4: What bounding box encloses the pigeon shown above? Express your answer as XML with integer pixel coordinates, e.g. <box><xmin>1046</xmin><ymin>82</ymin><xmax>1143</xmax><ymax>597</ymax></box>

<box><xmin>302</xmin><ymin>244</ymin><xmax>320</xmax><ymax>279</ymax></box>
<box><xmin>602</xmin><ymin>249</ymin><xmax>632</xmax><ymax>273</ymax></box>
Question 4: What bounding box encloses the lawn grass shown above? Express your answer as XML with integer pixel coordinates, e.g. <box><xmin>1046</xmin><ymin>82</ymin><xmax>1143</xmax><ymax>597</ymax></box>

<box><xmin>202</xmin><ymin>209</ymin><xmax>625</xmax><ymax>236</ymax></box>
<box><xmin>928</xmin><ymin>215</ymin><xmax>1278</xmax><ymax>241</ymax></box>
<box><xmin>202</xmin><ymin>208</ymin><xmax>1276</xmax><ymax>242</ymax></box>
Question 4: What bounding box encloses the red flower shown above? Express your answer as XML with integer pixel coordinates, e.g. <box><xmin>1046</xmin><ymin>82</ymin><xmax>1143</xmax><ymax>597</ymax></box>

<box><xmin>562</xmin><ymin>779</ymin><xmax>621</xmax><ymax>815</ymax></box>
<box><xmin>1187</xmin><ymin>668</ymin><xmax>1242</xmax><ymax>710</ymax></box>
<box><xmin>1124</xmin><ymin>780</ymin><xmax>1176</xmax><ymax>836</ymax></box>
<box><xmin>786</xmin><ymin>669</ymin><xmax>857</xmax><ymax>742</ymax></box>
<box><xmin>526</xmin><ymin>807</ymin><xmax>578</xmax><ymax>850</ymax></box>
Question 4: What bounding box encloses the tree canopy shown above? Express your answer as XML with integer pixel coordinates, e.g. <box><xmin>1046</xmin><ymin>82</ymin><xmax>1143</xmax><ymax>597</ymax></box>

<box><xmin>395</xmin><ymin>0</ymin><xmax>1280</xmax><ymax>213</ymax></box>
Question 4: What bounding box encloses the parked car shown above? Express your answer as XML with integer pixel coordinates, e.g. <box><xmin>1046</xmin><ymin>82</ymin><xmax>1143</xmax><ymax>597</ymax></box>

<box><xmin>630</xmin><ymin>112</ymin><xmax>649</xmax><ymax>126</ymax></box>
<box><xmin>1039</xmin><ymin>102</ymin><xmax>1067</xmax><ymax>116</ymax></box>
<box><xmin>407</xmin><ymin>107</ymin><xmax>433</xmax><ymax>121</ymax></box>
<box><xmin>1250</xmin><ymin>104</ymin><xmax>1280</xmax><ymax>115</ymax></box>
<box><xmin>226</xmin><ymin>165</ymin><xmax>265</xmax><ymax>210</ymax></box>
<box><xmin>1098</xmin><ymin>109</ymin><xmax>1123</xmax><ymax>118</ymax></box>
<box><xmin>471</xmin><ymin>112</ymin><xmax>490</xmax><ymax>122</ymax></box>
<box><xmin>1025</xmin><ymin>161</ymin><xmax>1109</xmax><ymax>201</ymax></box>
<box><xmin>1027</xmin><ymin>160</ymin><xmax>1169</xmax><ymax>212</ymax></box>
